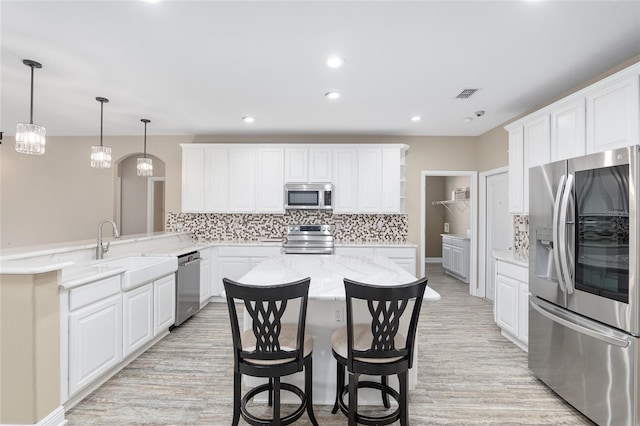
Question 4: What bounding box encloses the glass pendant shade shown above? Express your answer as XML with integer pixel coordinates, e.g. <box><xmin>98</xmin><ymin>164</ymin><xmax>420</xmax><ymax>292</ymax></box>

<box><xmin>91</xmin><ymin>97</ymin><xmax>112</xmax><ymax>169</ymax></box>
<box><xmin>15</xmin><ymin>122</ymin><xmax>46</xmax><ymax>155</ymax></box>
<box><xmin>90</xmin><ymin>145</ymin><xmax>112</xmax><ymax>169</ymax></box>
<box><xmin>16</xmin><ymin>59</ymin><xmax>46</xmax><ymax>155</ymax></box>
<box><xmin>137</xmin><ymin>157</ymin><xmax>153</xmax><ymax>176</ymax></box>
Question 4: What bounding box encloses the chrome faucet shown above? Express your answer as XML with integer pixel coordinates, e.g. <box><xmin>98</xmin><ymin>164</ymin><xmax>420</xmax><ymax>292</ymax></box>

<box><xmin>96</xmin><ymin>219</ymin><xmax>120</xmax><ymax>260</ymax></box>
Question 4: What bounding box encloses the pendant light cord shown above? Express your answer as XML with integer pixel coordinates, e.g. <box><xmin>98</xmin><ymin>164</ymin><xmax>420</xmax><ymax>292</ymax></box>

<box><xmin>29</xmin><ymin>64</ymin><xmax>35</xmax><ymax>125</ymax></box>
<box><xmin>100</xmin><ymin>101</ymin><xmax>104</xmax><ymax>147</ymax></box>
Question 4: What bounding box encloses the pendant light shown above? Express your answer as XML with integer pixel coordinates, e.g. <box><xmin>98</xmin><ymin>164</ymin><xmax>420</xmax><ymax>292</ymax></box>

<box><xmin>137</xmin><ymin>119</ymin><xmax>153</xmax><ymax>177</ymax></box>
<box><xmin>15</xmin><ymin>59</ymin><xmax>46</xmax><ymax>155</ymax></box>
<box><xmin>90</xmin><ymin>97</ymin><xmax>112</xmax><ymax>169</ymax></box>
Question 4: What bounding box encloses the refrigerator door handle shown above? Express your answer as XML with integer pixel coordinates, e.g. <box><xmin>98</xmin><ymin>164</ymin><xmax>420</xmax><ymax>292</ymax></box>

<box><xmin>558</xmin><ymin>173</ymin><xmax>575</xmax><ymax>294</ymax></box>
<box><xmin>530</xmin><ymin>299</ymin><xmax>630</xmax><ymax>348</ymax></box>
<box><xmin>552</xmin><ymin>174</ymin><xmax>567</xmax><ymax>293</ymax></box>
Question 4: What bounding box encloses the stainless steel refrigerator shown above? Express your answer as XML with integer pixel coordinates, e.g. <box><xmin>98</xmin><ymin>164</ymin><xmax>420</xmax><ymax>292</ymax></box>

<box><xmin>529</xmin><ymin>145</ymin><xmax>639</xmax><ymax>426</ymax></box>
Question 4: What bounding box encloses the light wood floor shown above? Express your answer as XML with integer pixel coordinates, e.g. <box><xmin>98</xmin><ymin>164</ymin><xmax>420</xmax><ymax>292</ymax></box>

<box><xmin>66</xmin><ymin>264</ymin><xmax>593</xmax><ymax>425</ymax></box>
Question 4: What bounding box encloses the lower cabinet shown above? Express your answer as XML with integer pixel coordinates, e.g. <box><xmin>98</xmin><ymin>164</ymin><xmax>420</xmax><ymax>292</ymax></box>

<box><xmin>154</xmin><ymin>274</ymin><xmax>176</xmax><ymax>334</ymax></box>
<box><xmin>122</xmin><ymin>283</ymin><xmax>154</xmax><ymax>357</ymax></box>
<box><xmin>494</xmin><ymin>259</ymin><xmax>529</xmax><ymax>351</ymax></box>
<box><xmin>68</xmin><ymin>289</ymin><xmax>122</xmax><ymax>396</ymax></box>
<box><xmin>199</xmin><ymin>247</ymin><xmax>212</xmax><ymax>306</ymax></box>
<box><xmin>442</xmin><ymin>236</ymin><xmax>470</xmax><ymax>283</ymax></box>
<box><xmin>214</xmin><ymin>245</ymin><xmax>282</xmax><ymax>295</ymax></box>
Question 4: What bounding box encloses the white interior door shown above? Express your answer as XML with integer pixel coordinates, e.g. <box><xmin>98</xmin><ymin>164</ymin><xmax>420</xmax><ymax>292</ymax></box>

<box><xmin>485</xmin><ymin>172</ymin><xmax>510</xmax><ymax>301</ymax></box>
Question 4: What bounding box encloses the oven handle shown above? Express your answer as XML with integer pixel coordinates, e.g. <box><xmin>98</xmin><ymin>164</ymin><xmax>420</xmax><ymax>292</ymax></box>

<box><xmin>558</xmin><ymin>173</ymin><xmax>574</xmax><ymax>294</ymax></box>
<box><xmin>530</xmin><ymin>299</ymin><xmax>630</xmax><ymax>348</ymax></box>
<box><xmin>552</xmin><ymin>174</ymin><xmax>567</xmax><ymax>294</ymax></box>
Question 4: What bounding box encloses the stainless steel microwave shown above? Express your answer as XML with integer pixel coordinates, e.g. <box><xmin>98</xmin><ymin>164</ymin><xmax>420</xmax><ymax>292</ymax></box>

<box><xmin>284</xmin><ymin>183</ymin><xmax>333</xmax><ymax>210</ymax></box>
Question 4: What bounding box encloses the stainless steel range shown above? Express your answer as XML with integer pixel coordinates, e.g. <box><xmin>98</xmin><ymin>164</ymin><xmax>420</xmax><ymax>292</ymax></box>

<box><xmin>282</xmin><ymin>224</ymin><xmax>335</xmax><ymax>255</ymax></box>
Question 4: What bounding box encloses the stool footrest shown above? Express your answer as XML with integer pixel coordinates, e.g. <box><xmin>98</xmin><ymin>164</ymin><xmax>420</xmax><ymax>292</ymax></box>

<box><xmin>337</xmin><ymin>380</ymin><xmax>401</xmax><ymax>426</ymax></box>
<box><xmin>241</xmin><ymin>382</ymin><xmax>307</xmax><ymax>426</ymax></box>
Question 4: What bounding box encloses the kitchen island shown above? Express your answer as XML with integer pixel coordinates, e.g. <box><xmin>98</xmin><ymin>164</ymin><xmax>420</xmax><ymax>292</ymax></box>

<box><xmin>237</xmin><ymin>254</ymin><xmax>440</xmax><ymax>404</ymax></box>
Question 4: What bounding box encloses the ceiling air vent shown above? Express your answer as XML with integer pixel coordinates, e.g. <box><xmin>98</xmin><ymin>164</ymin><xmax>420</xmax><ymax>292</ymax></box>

<box><xmin>455</xmin><ymin>88</ymin><xmax>480</xmax><ymax>99</ymax></box>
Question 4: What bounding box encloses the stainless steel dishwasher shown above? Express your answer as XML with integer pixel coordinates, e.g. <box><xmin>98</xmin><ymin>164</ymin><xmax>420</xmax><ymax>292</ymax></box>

<box><xmin>175</xmin><ymin>251</ymin><xmax>201</xmax><ymax>327</ymax></box>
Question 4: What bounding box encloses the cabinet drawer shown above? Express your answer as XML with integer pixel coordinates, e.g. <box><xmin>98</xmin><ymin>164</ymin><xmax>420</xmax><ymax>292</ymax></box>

<box><xmin>496</xmin><ymin>260</ymin><xmax>528</xmax><ymax>283</ymax></box>
<box><xmin>70</xmin><ymin>275</ymin><xmax>121</xmax><ymax>311</ymax></box>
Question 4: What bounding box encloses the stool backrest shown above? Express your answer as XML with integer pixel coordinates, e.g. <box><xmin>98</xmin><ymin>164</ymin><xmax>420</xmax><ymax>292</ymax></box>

<box><xmin>223</xmin><ymin>277</ymin><xmax>310</xmax><ymax>371</ymax></box>
<box><xmin>344</xmin><ymin>277</ymin><xmax>428</xmax><ymax>371</ymax></box>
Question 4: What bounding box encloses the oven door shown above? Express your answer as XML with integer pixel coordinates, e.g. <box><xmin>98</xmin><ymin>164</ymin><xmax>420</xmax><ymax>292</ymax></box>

<box><xmin>565</xmin><ymin>145</ymin><xmax>639</xmax><ymax>336</ymax></box>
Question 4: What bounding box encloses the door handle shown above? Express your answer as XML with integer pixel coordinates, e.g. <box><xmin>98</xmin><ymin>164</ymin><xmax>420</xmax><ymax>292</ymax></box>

<box><xmin>552</xmin><ymin>174</ymin><xmax>567</xmax><ymax>294</ymax></box>
<box><xmin>559</xmin><ymin>174</ymin><xmax>574</xmax><ymax>294</ymax></box>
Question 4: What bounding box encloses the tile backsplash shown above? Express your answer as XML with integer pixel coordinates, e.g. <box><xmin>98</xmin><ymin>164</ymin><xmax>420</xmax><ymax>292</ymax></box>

<box><xmin>167</xmin><ymin>211</ymin><xmax>408</xmax><ymax>243</ymax></box>
<box><xmin>513</xmin><ymin>214</ymin><xmax>529</xmax><ymax>256</ymax></box>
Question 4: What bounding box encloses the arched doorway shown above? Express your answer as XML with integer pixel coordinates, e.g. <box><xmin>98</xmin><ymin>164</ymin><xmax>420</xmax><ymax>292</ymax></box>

<box><xmin>116</xmin><ymin>153</ymin><xmax>166</xmax><ymax>235</ymax></box>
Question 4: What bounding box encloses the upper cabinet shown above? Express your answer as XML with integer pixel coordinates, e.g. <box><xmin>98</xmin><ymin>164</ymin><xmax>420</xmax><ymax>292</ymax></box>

<box><xmin>181</xmin><ymin>143</ymin><xmax>407</xmax><ymax>215</ymax></box>
<box><xmin>505</xmin><ymin>63</ymin><xmax>640</xmax><ymax>215</ymax></box>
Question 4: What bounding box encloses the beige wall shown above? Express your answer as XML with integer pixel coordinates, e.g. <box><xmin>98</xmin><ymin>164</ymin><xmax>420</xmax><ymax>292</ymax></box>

<box><xmin>477</xmin><ymin>126</ymin><xmax>508</xmax><ymax>172</ymax></box>
<box><xmin>424</xmin><ymin>176</ymin><xmax>445</xmax><ymax>257</ymax></box>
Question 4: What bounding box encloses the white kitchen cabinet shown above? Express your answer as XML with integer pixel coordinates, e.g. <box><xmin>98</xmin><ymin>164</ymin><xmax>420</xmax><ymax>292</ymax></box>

<box><xmin>550</xmin><ymin>98</ymin><xmax>586</xmax><ymax>161</ymax></box>
<box><xmin>122</xmin><ymin>282</ymin><xmax>154</xmax><ymax>357</ymax></box>
<box><xmin>494</xmin><ymin>259</ymin><xmax>529</xmax><ymax>351</ymax></box>
<box><xmin>181</xmin><ymin>146</ymin><xmax>205</xmax><ymax>212</ymax></box>
<box><xmin>228</xmin><ymin>149</ymin><xmax>256</xmax><ymax>212</ymax></box>
<box><xmin>214</xmin><ymin>245</ymin><xmax>283</xmax><ymax>294</ymax></box>
<box><xmin>333</xmin><ymin>148</ymin><xmax>358</xmax><ymax>213</ymax></box>
<box><xmin>441</xmin><ymin>235</ymin><xmax>470</xmax><ymax>283</ymax></box>
<box><xmin>256</xmin><ymin>148</ymin><xmax>284</xmax><ymax>213</ymax></box>
<box><xmin>382</xmin><ymin>148</ymin><xmax>404</xmax><ymax>213</ymax></box>
<box><xmin>586</xmin><ymin>73</ymin><xmax>639</xmax><ymax>153</ymax></box>
<box><xmin>204</xmin><ymin>148</ymin><xmax>228</xmax><ymax>212</ymax></box>
<box><xmin>284</xmin><ymin>148</ymin><xmax>332</xmax><ymax>183</ymax></box>
<box><xmin>523</xmin><ymin>114</ymin><xmax>550</xmax><ymax>214</ymax></box>
<box><xmin>358</xmin><ymin>148</ymin><xmax>382</xmax><ymax>212</ymax></box>
<box><xmin>68</xmin><ymin>283</ymin><xmax>122</xmax><ymax>395</ymax></box>
<box><xmin>507</xmin><ymin>125</ymin><xmax>524</xmax><ymax>214</ymax></box>
<box><xmin>153</xmin><ymin>274</ymin><xmax>176</xmax><ymax>334</ymax></box>
<box><xmin>308</xmin><ymin>148</ymin><xmax>332</xmax><ymax>182</ymax></box>
<box><xmin>199</xmin><ymin>247</ymin><xmax>212</xmax><ymax>306</ymax></box>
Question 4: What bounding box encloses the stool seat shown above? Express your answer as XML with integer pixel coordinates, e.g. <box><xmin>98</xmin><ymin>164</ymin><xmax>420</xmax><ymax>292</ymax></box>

<box><xmin>331</xmin><ymin>324</ymin><xmax>405</xmax><ymax>364</ymax></box>
<box><xmin>242</xmin><ymin>325</ymin><xmax>313</xmax><ymax>366</ymax></box>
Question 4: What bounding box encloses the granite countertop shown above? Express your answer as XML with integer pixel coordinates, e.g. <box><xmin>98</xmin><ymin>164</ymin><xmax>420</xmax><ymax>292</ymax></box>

<box><xmin>493</xmin><ymin>250</ymin><xmax>528</xmax><ymax>268</ymax></box>
<box><xmin>238</xmin><ymin>254</ymin><xmax>440</xmax><ymax>301</ymax></box>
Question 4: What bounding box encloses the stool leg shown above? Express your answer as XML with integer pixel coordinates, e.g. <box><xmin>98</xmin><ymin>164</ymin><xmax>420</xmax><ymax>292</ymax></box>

<box><xmin>231</xmin><ymin>371</ymin><xmax>241</xmax><ymax>426</ymax></box>
<box><xmin>331</xmin><ymin>361</ymin><xmax>344</xmax><ymax>414</ymax></box>
<box><xmin>273</xmin><ymin>377</ymin><xmax>281</xmax><ymax>423</ymax></box>
<box><xmin>305</xmin><ymin>357</ymin><xmax>319</xmax><ymax>426</ymax></box>
<box><xmin>348</xmin><ymin>372</ymin><xmax>359</xmax><ymax>426</ymax></box>
<box><xmin>399</xmin><ymin>371</ymin><xmax>408</xmax><ymax>426</ymax></box>
<box><xmin>268</xmin><ymin>378</ymin><xmax>273</xmax><ymax>406</ymax></box>
<box><xmin>381</xmin><ymin>375</ymin><xmax>391</xmax><ymax>409</ymax></box>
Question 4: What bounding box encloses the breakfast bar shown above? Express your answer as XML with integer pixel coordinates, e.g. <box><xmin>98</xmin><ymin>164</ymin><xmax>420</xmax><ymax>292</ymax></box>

<box><xmin>237</xmin><ymin>254</ymin><xmax>441</xmax><ymax>404</ymax></box>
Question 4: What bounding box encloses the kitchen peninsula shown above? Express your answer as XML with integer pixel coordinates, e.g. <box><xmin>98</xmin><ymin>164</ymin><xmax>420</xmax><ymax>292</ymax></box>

<box><xmin>238</xmin><ymin>254</ymin><xmax>440</xmax><ymax>404</ymax></box>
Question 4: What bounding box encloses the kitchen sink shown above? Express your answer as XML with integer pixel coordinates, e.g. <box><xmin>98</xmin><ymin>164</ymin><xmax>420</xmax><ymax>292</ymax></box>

<box><xmin>98</xmin><ymin>256</ymin><xmax>178</xmax><ymax>290</ymax></box>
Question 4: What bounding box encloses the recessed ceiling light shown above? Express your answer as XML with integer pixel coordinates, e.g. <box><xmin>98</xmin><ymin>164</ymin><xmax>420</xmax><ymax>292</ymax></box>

<box><xmin>463</xmin><ymin>117</ymin><xmax>473</xmax><ymax>123</ymax></box>
<box><xmin>411</xmin><ymin>116</ymin><xmax>422</xmax><ymax>122</ymax></box>
<box><xmin>242</xmin><ymin>116</ymin><xmax>255</xmax><ymax>123</ymax></box>
<box><xmin>326</xmin><ymin>56</ymin><xmax>345</xmax><ymax>68</ymax></box>
<box><xmin>325</xmin><ymin>91</ymin><xmax>341</xmax><ymax>100</ymax></box>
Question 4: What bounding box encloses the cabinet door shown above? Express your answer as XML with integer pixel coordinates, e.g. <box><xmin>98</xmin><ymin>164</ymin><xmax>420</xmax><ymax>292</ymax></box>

<box><xmin>122</xmin><ymin>283</ymin><xmax>154</xmax><ymax>357</ymax></box>
<box><xmin>181</xmin><ymin>147</ymin><xmax>204</xmax><ymax>212</ymax></box>
<box><xmin>523</xmin><ymin>115</ymin><xmax>550</xmax><ymax>213</ymax></box>
<box><xmin>586</xmin><ymin>75</ymin><xmax>639</xmax><ymax>153</ymax></box>
<box><xmin>518</xmin><ymin>283</ymin><xmax>529</xmax><ymax>344</ymax></box>
<box><xmin>204</xmin><ymin>148</ymin><xmax>228</xmax><ymax>212</ymax></box>
<box><xmin>256</xmin><ymin>148</ymin><xmax>284</xmax><ymax>213</ymax></box>
<box><xmin>358</xmin><ymin>148</ymin><xmax>382</xmax><ymax>212</ymax></box>
<box><xmin>284</xmin><ymin>149</ymin><xmax>308</xmax><ymax>183</ymax></box>
<box><xmin>200</xmin><ymin>256</ymin><xmax>212</xmax><ymax>305</ymax></box>
<box><xmin>550</xmin><ymin>98</ymin><xmax>586</xmax><ymax>161</ymax></box>
<box><xmin>495</xmin><ymin>275</ymin><xmax>519</xmax><ymax>337</ymax></box>
<box><xmin>154</xmin><ymin>274</ymin><xmax>176</xmax><ymax>334</ymax></box>
<box><xmin>451</xmin><ymin>246</ymin><xmax>465</xmax><ymax>278</ymax></box>
<box><xmin>228</xmin><ymin>149</ymin><xmax>256</xmax><ymax>212</ymax></box>
<box><xmin>333</xmin><ymin>149</ymin><xmax>358</xmax><ymax>213</ymax></box>
<box><xmin>309</xmin><ymin>149</ymin><xmax>332</xmax><ymax>182</ymax></box>
<box><xmin>69</xmin><ymin>294</ymin><xmax>122</xmax><ymax>395</ymax></box>
<box><xmin>508</xmin><ymin>127</ymin><xmax>524</xmax><ymax>214</ymax></box>
<box><xmin>217</xmin><ymin>257</ymin><xmax>251</xmax><ymax>285</ymax></box>
<box><xmin>381</xmin><ymin>148</ymin><xmax>401</xmax><ymax>213</ymax></box>
<box><xmin>442</xmin><ymin>244</ymin><xmax>453</xmax><ymax>271</ymax></box>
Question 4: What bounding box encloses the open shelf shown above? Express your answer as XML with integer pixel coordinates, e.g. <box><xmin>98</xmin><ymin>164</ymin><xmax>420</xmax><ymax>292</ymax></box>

<box><xmin>432</xmin><ymin>199</ymin><xmax>470</xmax><ymax>213</ymax></box>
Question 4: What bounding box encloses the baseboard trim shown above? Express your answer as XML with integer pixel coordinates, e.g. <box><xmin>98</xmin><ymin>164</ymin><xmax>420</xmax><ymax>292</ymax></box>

<box><xmin>424</xmin><ymin>257</ymin><xmax>442</xmax><ymax>264</ymax></box>
<box><xmin>1</xmin><ymin>406</ymin><xmax>66</xmax><ymax>426</ymax></box>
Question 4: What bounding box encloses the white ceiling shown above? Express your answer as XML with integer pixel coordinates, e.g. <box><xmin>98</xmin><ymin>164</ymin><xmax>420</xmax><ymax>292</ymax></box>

<box><xmin>1</xmin><ymin>1</ymin><xmax>639</xmax><ymax>138</ymax></box>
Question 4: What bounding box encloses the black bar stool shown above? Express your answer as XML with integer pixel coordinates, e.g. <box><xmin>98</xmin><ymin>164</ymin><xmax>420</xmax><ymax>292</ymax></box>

<box><xmin>223</xmin><ymin>277</ymin><xmax>319</xmax><ymax>426</ymax></box>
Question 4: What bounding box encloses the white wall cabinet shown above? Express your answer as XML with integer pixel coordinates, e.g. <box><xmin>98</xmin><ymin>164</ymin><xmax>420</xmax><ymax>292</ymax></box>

<box><xmin>68</xmin><ymin>276</ymin><xmax>123</xmax><ymax>396</ymax></box>
<box><xmin>505</xmin><ymin>64</ymin><xmax>640</xmax><ymax>215</ymax></box>
<box><xmin>308</xmin><ymin>149</ymin><xmax>332</xmax><ymax>182</ymax></box>
<box><xmin>122</xmin><ymin>283</ymin><xmax>154</xmax><ymax>357</ymax></box>
<box><xmin>333</xmin><ymin>148</ymin><xmax>358</xmax><ymax>213</ymax></box>
<box><xmin>285</xmin><ymin>148</ymin><xmax>332</xmax><ymax>183</ymax></box>
<box><xmin>153</xmin><ymin>274</ymin><xmax>176</xmax><ymax>334</ymax></box>
<box><xmin>204</xmin><ymin>148</ymin><xmax>228</xmax><ymax>212</ymax></box>
<box><xmin>228</xmin><ymin>149</ymin><xmax>256</xmax><ymax>212</ymax></box>
<box><xmin>256</xmin><ymin>148</ymin><xmax>284</xmax><ymax>212</ymax></box>
<box><xmin>441</xmin><ymin>235</ymin><xmax>470</xmax><ymax>283</ymax></box>
<box><xmin>494</xmin><ymin>259</ymin><xmax>528</xmax><ymax>351</ymax></box>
